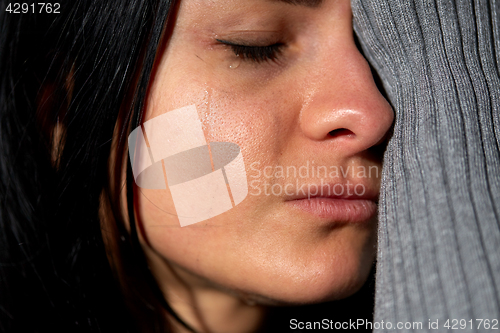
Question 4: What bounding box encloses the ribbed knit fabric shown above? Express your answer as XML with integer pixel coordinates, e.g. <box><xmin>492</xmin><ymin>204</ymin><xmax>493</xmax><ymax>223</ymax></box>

<box><xmin>351</xmin><ymin>0</ymin><xmax>500</xmax><ymax>331</ymax></box>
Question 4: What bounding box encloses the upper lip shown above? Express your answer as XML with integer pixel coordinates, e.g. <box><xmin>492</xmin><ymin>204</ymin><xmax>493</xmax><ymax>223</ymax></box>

<box><xmin>283</xmin><ymin>181</ymin><xmax>380</xmax><ymax>202</ymax></box>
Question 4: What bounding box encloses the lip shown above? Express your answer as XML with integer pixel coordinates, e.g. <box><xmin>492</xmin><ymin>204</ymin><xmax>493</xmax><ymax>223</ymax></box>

<box><xmin>285</xmin><ymin>183</ymin><xmax>379</xmax><ymax>223</ymax></box>
<box><xmin>288</xmin><ymin>198</ymin><xmax>378</xmax><ymax>222</ymax></box>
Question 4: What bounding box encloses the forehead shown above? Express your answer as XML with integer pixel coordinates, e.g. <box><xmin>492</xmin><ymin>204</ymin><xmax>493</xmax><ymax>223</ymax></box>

<box><xmin>173</xmin><ymin>0</ymin><xmax>341</xmax><ymax>32</ymax></box>
<box><xmin>185</xmin><ymin>0</ymin><xmax>325</xmax><ymax>10</ymax></box>
<box><xmin>271</xmin><ymin>0</ymin><xmax>322</xmax><ymax>7</ymax></box>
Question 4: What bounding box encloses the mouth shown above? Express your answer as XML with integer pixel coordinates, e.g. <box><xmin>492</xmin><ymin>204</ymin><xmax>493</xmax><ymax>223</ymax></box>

<box><xmin>285</xmin><ymin>183</ymin><xmax>379</xmax><ymax>223</ymax></box>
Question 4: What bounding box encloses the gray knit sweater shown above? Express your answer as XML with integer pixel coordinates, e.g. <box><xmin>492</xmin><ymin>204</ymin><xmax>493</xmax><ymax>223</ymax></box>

<box><xmin>352</xmin><ymin>0</ymin><xmax>500</xmax><ymax>331</ymax></box>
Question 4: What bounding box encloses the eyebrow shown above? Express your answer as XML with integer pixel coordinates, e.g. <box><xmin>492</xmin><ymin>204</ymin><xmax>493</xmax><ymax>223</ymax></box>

<box><xmin>273</xmin><ymin>0</ymin><xmax>323</xmax><ymax>8</ymax></box>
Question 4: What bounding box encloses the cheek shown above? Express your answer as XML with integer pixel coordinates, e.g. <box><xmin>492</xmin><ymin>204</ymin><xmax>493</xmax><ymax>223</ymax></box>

<box><xmin>135</xmin><ymin>60</ymin><xmax>288</xmax><ymax>231</ymax></box>
<box><xmin>145</xmin><ymin>54</ymin><xmax>302</xmax><ymax>188</ymax></box>
<box><xmin>146</xmin><ymin>40</ymin><xmax>301</xmax><ymax>156</ymax></box>
<box><xmin>133</xmin><ymin>59</ymin><xmax>300</xmax><ymax>280</ymax></box>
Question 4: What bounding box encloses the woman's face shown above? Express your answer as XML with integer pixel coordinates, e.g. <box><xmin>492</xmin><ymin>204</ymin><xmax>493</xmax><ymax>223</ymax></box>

<box><xmin>133</xmin><ymin>0</ymin><xmax>393</xmax><ymax>305</ymax></box>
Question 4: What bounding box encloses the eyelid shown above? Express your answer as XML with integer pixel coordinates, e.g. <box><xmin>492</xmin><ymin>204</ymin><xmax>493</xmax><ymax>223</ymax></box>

<box><xmin>216</xmin><ymin>39</ymin><xmax>285</xmax><ymax>63</ymax></box>
<box><xmin>216</xmin><ymin>38</ymin><xmax>275</xmax><ymax>47</ymax></box>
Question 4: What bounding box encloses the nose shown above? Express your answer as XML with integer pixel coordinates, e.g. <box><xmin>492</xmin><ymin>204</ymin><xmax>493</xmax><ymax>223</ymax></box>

<box><xmin>299</xmin><ymin>36</ymin><xmax>394</xmax><ymax>156</ymax></box>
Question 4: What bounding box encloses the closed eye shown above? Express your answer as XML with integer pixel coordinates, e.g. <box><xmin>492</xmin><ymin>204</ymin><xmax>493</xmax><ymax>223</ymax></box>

<box><xmin>216</xmin><ymin>39</ymin><xmax>285</xmax><ymax>63</ymax></box>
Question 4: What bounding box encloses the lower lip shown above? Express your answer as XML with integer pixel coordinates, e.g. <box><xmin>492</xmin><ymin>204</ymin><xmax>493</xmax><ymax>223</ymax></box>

<box><xmin>288</xmin><ymin>198</ymin><xmax>378</xmax><ymax>223</ymax></box>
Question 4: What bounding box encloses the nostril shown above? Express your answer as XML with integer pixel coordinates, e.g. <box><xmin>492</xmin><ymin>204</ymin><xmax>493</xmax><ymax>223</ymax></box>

<box><xmin>328</xmin><ymin>128</ymin><xmax>354</xmax><ymax>138</ymax></box>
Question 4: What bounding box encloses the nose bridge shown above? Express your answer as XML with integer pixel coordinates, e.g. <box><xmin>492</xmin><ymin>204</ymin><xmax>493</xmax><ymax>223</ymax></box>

<box><xmin>299</xmin><ymin>40</ymin><xmax>394</xmax><ymax>155</ymax></box>
<box><xmin>311</xmin><ymin>38</ymin><xmax>385</xmax><ymax>110</ymax></box>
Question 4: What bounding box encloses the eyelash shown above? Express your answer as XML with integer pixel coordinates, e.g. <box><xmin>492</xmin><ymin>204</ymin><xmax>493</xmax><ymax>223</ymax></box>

<box><xmin>216</xmin><ymin>39</ymin><xmax>285</xmax><ymax>63</ymax></box>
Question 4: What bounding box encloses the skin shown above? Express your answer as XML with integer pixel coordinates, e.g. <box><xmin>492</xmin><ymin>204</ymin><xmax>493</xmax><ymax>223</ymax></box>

<box><xmin>115</xmin><ymin>0</ymin><xmax>394</xmax><ymax>332</ymax></box>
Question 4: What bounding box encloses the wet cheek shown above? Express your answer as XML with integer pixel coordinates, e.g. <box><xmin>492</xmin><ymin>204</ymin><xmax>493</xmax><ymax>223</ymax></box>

<box><xmin>144</xmin><ymin>52</ymin><xmax>301</xmax><ymax>212</ymax></box>
<box><xmin>200</xmin><ymin>93</ymin><xmax>278</xmax><ymax>159</ymax></box>
<box><xmin>151</xmin><ymin>79</ymin><xmax>283</xmax><ymax>167</ymax></box>
<box><xmin>148</xmin><ymin>49</ymin><xmax>287</xmax><ymax>157</ymax></box>
<box><xmin>135</xmin><ymin>73</ymin><xmax>282</xmax><ymax>226</ymax></box>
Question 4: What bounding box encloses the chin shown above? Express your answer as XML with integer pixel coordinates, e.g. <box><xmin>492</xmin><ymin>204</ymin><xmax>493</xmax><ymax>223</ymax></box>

<box><xmin>233</xmin><ymin>244</ymin><xmax>376</xmax><ymax>306</ymax></box>
<box><xmin>287</xmin><ymin>265</ymin><xmax>371</xmax><ymax>305</ymax></box>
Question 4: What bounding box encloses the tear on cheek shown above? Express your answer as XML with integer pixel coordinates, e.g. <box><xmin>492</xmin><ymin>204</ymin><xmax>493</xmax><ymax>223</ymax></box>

<box><xmin>128</xmin><ymin>104</ymin><xmax>249</xmax><ymax>227</ymax></box>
